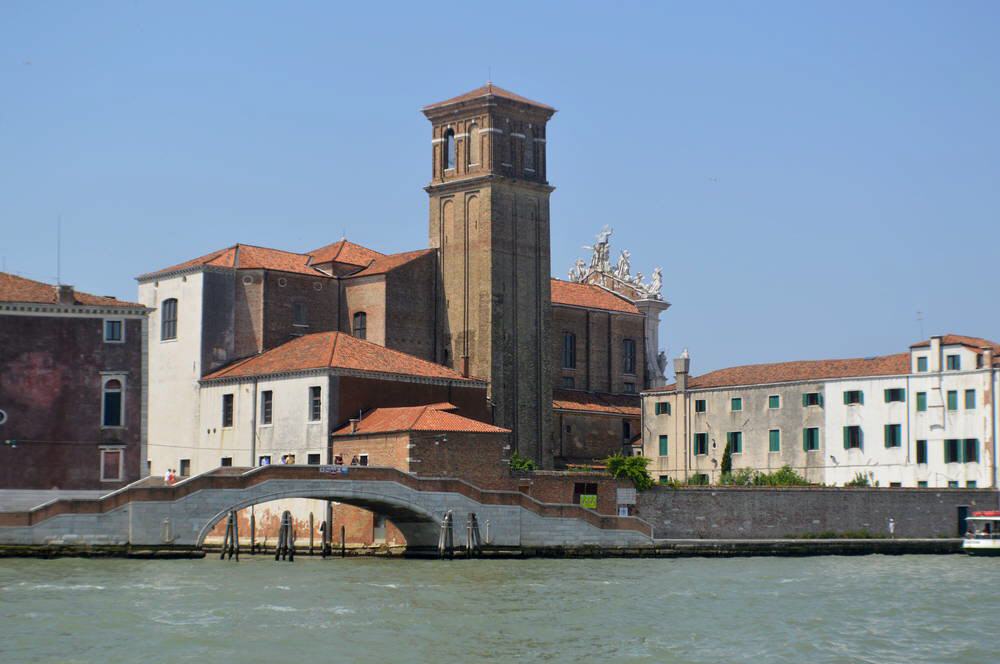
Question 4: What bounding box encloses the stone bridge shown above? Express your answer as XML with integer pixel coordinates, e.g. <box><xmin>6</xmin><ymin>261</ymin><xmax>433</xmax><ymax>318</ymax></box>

<box><xmin>0</xmin><ymin>466</ymin><xmax>653</xmax><ymax>552</ymax></box>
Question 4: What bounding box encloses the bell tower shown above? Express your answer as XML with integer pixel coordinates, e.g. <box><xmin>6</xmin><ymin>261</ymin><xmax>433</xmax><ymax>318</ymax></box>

<box><xmin>423</xmin><ymin>84</ymin><xmax>555</xmax><ymax>467</ymax></box>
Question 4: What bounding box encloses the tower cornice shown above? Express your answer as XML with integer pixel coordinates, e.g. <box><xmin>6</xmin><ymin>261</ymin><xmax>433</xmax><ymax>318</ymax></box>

<box><xmin>425</xmin><ymin>174</ymin><xmax>555</xmax><ymax>196</ymax></box>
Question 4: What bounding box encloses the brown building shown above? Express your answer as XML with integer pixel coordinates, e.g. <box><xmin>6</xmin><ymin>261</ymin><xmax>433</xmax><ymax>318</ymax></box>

<box><xmin>0</xmin><ymin>272</ymin><xmax>148</xmax><ymax>490</ymax></box>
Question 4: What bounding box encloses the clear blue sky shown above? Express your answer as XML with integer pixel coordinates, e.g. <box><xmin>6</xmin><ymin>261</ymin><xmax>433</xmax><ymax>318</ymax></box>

<box><xmin>3</xmin><ymin>1</ymin><xmax>998</xmax><ymax>375</ymax></box>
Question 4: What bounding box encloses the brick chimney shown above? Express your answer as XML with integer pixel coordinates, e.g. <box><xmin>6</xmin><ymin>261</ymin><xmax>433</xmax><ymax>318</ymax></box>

<box><xmin>674</xmin><ymin>349</ymin><xmax>691</xmax><ymax>392</ymax></box>
<box><xmin>57</xmin><ymin>284</ymin><xmax>75</xmax><ymax>305</ymax></box>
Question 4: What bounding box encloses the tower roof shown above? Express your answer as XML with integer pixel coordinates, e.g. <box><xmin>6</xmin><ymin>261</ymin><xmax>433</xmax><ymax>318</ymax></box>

<box><xmin>423</xmin><ymin>83</ymin><xmax>555</xmax><ymax>112</ymax></box>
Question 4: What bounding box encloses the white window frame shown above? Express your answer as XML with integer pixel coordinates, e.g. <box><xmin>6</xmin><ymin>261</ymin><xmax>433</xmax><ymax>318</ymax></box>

<box><xmin>767</xmin><ymin>394</ymin><xmax>781</xmax><ymax>409</ymax></box>
<box><xmin>358</xmin><ymin>453</ymin><xmax>369</xmax><ymax>467</ymax></box>
<box><xmin>100</xmin><ymin>374</ymin><xmax>126</xmax><ymax>430</ymax></box>
<box><xmin>103</xmin><ymin>318</ymin><xmax>125</xmax><ymax>343</ymax></box>
<box><xmin>99</xmin><ymin>446</ymin><xmax>124</xmax><ymax>482</ymax></box>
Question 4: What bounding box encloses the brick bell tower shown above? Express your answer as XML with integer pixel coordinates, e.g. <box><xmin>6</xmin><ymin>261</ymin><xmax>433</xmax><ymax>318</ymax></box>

<box><xmin>423</xmin><ymin>84</ymin><xmax>555</xmax><ymax>467</ymax></box>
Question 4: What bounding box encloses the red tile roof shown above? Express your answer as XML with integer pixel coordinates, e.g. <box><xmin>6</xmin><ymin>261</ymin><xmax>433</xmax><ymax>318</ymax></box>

<box><xmin>203</xmin><ymin>331</ymin><xmax>481</xmax><ymax>382</ymax></box>
<box><xmin>423</xmin><ymin>83</ymin><xmax>555</xmax><ymax>112</ymax></box>
<box><xmin>553</xmin><ymin>389</ymin><xmax>641</xmax><ymax>416</ymax></box>
<box><xmin>332</xmin><ymin>404</ymin><xmax>509</xmax><ymax>436</ymax></box>
<box><xmin>308</xmin><ymin>239</ymin><xmax>384</xmax><ymax>268</ymax></box>
<box><xmin>910</xmin><ymin>335</ymin><xmax>1000</xmax><ymax>352</ymax></box>
<box><xmin>550</xmin><ymin>279</ymin><xmax>640</xmax><ymax>314</ymax></box>
<box><xmin>346</xmin><ymin>249</ymin><xmax>435</xmax><ymax>278</ymax></box>
<box><xmin>0</xmin><ymin>272</ymin><xmax>143</xmax><ymax>309</ymax></box>
<box><xmin>139</xmin><ymin>244</ymin><xmax>327</xmax><ymax>279</ymax></box>
<box><xmin>648</xmin><ymin>353</ymin><xmax>911</xmax><ymax>393</ymax></box>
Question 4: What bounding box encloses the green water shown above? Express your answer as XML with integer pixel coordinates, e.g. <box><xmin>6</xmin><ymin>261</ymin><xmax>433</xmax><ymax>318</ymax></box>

<box><xmin>0</xmin><ymin>555</ymin><xmax>995</xmax><ymax>663</ymax></box>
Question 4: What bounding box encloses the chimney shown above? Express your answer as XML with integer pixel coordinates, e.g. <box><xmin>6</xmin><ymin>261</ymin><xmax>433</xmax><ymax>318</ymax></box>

<box><xmin>930</xmin><ymin>335</ymin><xmax>942</xmax><ymax>373</ymax></box>
<box><xmin>984</xmin><ymin>348</ymin><xmax>994</xmax><ymax>370</ymax></box>
<box><xmin>461</xmin><ymin>355</ymin><xmax>469</xmax><ymax>378</ymax></box>
<box><xmin>674</xmin><ymin>349</ymin><xmax>691</xmax><ymax>392</ymax></box>
<box><xmin>57</xmin><ymin>284</ymin><xmax>75</xmax><ymax>305</ymax></box>
<box><xmin>349</xmin><ymin>419</ymin><xmax>359</xmax><ymax>433</ymax></box>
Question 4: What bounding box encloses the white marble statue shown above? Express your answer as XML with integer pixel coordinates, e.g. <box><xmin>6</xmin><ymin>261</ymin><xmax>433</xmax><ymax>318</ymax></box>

<box><xmin>614</xmin><ymin>249</ymin><xmax>631</xmax><ymax>281</ymax></box>
<box><xmin>568</xmin><ymin>258</ymin><xmax>587</xmax><ymax>282</ymax></box>
<box><xmin>648</xmin><ymin>267</ymin><xmax>663</xmax><ymax>298</ymax></box>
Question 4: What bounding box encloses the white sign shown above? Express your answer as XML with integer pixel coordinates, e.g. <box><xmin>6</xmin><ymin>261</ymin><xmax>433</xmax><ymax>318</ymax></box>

<box><xmin>616</xmin><ymin>488</ymin><xmax>637</xmax><ymax>505</ymax></box>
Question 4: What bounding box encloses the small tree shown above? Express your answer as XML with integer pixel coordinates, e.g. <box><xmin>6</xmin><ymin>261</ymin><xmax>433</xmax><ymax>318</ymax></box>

<box><xmin>605</xmin><ymin>453</ymin><xmax>655</xmax><ymax>491</ymax></box>
<box><xmin>844</xmin><ymin>472</ymin><xmax>871</xmax><ymax>487</ymax></box>
<box><xmin>720</xmin><ymin>440</ymin><xmax>732</xmax><ymax>475</ymax></box>
<box><xmin>508</xmin><ymin>452</ymin><xmax>537</xmax><ymax>472</ymax></box>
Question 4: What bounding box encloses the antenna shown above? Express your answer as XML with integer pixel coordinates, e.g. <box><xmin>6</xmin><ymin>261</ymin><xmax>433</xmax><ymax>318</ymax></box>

<box><xmin>916</xmin><ymin>310</ymin><xmax>925</xmax><ymax>339</ymax></box>
<box><xmin>56</xmin><ymin>215</ymin><xmax>62</xmax><ymax>285</ymax></box>
<box><xmin>488</xmin><ymin>65</ymin><xmax>492</xmax><ymax>84</ymax></box>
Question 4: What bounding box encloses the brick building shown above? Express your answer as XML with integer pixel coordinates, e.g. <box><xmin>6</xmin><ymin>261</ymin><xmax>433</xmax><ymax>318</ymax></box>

<box><xmin>0</xmin><ymin>272</ymin><xmax>148</xmax><ymax>491</ymax></box>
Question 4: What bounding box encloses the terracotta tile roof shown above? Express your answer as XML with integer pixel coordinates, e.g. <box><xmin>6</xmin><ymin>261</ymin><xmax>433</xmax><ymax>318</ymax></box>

<box><xmin>308</xmin><ymin>239</ymin><xmax>384</xmax><ymax>268</ymax></box>
<box><xmin>550</xmin><ymin>278</ymin><xmax>640</xmax><ymax>314</ymax></box>
<box><xmin>648</xmin><ymin>353</ymin><xmax>911</xmax><ymax>393</ymax></box>
<box><xmin>202</xmin><ymin>331</ymin><xmax>480</xmax><ymax>382</ymax></box>
<box><xmin>332</xmin><ymin>404</ymin><xmax>509</xmax><ymax>436</ymax></box>
<box><xmin>553</xmin><ymin>389</ymin><xmax>641</xmax><ymax>416</ymax></box>
<box><xmin>346</xmin><ymin>249</ymin><xmax>435</xmax><ymax>278</ymax></box>
<box><xmin>910</xmin><ymin>335</ymin><xmax>1000</xmax><ymax>352</ymax></box>
<box><xmin>423</xmin><ymin>83</ymin><xmax>555</xmax><ymax>112</ymax></box>
<box><xmin>139</xmin><ymin>244</ymin><xmax>327</xmax><ymax>280</ymax></box>
<box><xmin>0</xmin><ymin>272</ymin><xmax>143</xmax><ymax>309</ymax></box>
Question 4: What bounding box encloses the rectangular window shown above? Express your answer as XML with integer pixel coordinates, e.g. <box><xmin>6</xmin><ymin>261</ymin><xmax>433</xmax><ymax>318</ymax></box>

<box><xmin>965</xmin><ymin>389</ymin><xmax>976</xmax><ymax>410</ymax></box>
<box><xmin>947</xmin><ymin>481</ymin><xmax>959</xmax><ymax>488</ymax></box>
<box><xmin>293</xmin><ymin>302</ymin><xmax>308</xmax><ymax>326</ymax></box>
<box><xmin>308</xmin><ymin>453</ymin><xmax>321</xmax><ymax>465</ymax></box>
<box><xmin>803</xmin><ymin>427</ymin><xmax>820</xmax><ymax>451</ymax></box>
<box><xmin>917</xmin><ymin>481</ymin><xmax>928</xmax><ymax>488</ymax></box>
<box><xmin>103</xmin><ymin>319</ymin><xmax>123</xmax><ymax>342</ymax></box>
<box><xmin>691</xmin><ymin>473</ymin><xmax>709</xmax><ymax>485</ymax></box>
<box><xmin>309</xmin><ymin>386</ymin><xmax>322</xmax><ymax>422</ymax></box>
<box><xmin>658</xmin><ymin>435</ymin><xmax>669</xmax><ymax>456</ymax></box>
<box><xmin>768</xmin><ymin>395</ymin><xmax>780</xmax><ymax>409</ymax></box>
<box><xmin>964</xmin><ymin>439</ymin><xmax>979</xmax><ymax>463</ymax></box>
<box><xmin>222</xmin><ymin>394</ymin><xmax>234</xmax><ymax>427</ymax></box>
<box><xmin>916</xmin><ymin>356</ymin><xmax>928</xmax><ymax>372</ymax></box>
<box><xmin>889</xmin><ymin>482</ymin><xmax>902</xmax><ymax>488</ymax></box>
<box><xmin>694</xmin><ymin>433</ymin><xmax>709</xmax><ymax>456</ymax></box>
<box><xmin>967</xmin><ymin>481</ymin><xmax>977</xmax><ymax>488</ymax></box>
<box><xmin>179</xmin><ymin>459</ymin><xmax>191</xmax><ymax>477</ymax></box>
<box><xmin>768</xmin><ymin>429</ymin><xmax>780</xmax><ymax>453</ymax></box>
<box><xmin>100</xmin><ymin>449</ymin><xmax>123</xmax><ymax>482</ymax></box>
<box><xmin>843</xmin><ymin>425</ymin><xmax>863</xmax><ymax>450</ymax></box>
<box><xmin>573</xmin><ymin>482</ymin><xmax>599</xmax><ymax>506</ymax></box>
<box><xmin>944</xmin><ymin>439</ymin><xmax>961</xmax><ymax>463</ymax></box>
<box><xmin>884</xmin><ymin>424</ymin><xmax>902</xmax><ymax>448</ymax></box>
<box><xmin>731</xmin><ymin>397</ymin><xmax>742</xmax><ymax>412</ymax></box>
<box><xmin>622</xmin><ymin>420</ymin><xmax>632</xmax><ymax>441</ymax></box>
<box><xmin>916</xmin><ymin>392</ymin><xmax>927</xmax><ymax>412</ymax></box>
<box><xmin>655</xmin><ymin>402</ymin><xmax>671</xmax><ymax>416</ymax></box>
<box><xmin>258</xmin><ymin>455</ymin><xmax>271</xmax><ymax>466</ymax></box>
<box><xmin>884</xmin><ymin>388</ymin><xmax>905</xmax><ymax>403</ymax></box>
<box><xmin>562</xmin><ymin>332</ymin><xmax>576</xmax><ymax>369</ymax></box>
<box><xmin>260</xmin><ymin>390</ymin><xmax>273</xmax><ymax>425</ymax></box>
<box><xmin>161</xmin><ymin>298</ymin><xmax>178</xmax><ymax>341</ymax></box>
<box><xmin>623</xmin><ymin>339</ymin><xmax>636</xmax><ymax>375</ymax></box>
<box><xmin>562</xmin><ymin>376</ymin><xmax>575</xmax><ymax>389</ymax></box>
<box><xmin>220</xmin><ymin>457</ymin><xmax>233</xmax><ymax>467</ymax></box>
<box><xmin>916</xmin><ymin>440</ymin><xmax>927</xmax><ymax>464</ymax></box>
<box><xmin>727</xmin><ymin>431</ymin><xmax>742</xmax><ymax>454</ymax></box>
<box><xmin>658</xmin><ymin>475</ymin><xmax>671</xmax><ymax>484</ymax></box>
<box><xmin>623</xmin><ymin>382</ymin><xmax>636</xmax><ymax>394</ymax></box>
<box><xmin>946</xmin><ymin>354</ymin><xmax>961</xmax><ymax>370</ymax></box>
<box><xmin>694</xmin><ymin>399</ymin><xmax>706</xmax><ymax>413</ymax></box>
<box><xmin>802</xmin><ymin>392</ymin><xmax>822</xmax><ymax>407</ymax></box>
<box><xmin>947</xmin><ymin>390</ymin><xmax>958</xmax><ymax>411</ymax></box>
<box><xmin>843</xmin><ymin>390</ymin><xmax>864</xmax><ymax>405</ymax></box>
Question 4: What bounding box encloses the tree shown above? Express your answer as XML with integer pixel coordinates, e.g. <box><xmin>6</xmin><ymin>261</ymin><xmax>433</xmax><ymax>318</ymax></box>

<box><xmin>508</xmin><ymin>452</ymin><xmax>537</xmax><ymax>471</ymax></box>
<box><xmin>720</xmin><ymin>440</ymin><xmax>732</xmax><ymax>476</ymax></box>
<box><xmin>605</xmin><ymin>453</ymin><xmax>654</xmax><ymax>491</ymax></box>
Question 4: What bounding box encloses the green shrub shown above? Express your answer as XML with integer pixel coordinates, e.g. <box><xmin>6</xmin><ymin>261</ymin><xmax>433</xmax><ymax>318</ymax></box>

<box><xmin>604</xmin><ymin>453</ymin><xmax>655</xmax><ymax>491</ymax></box>
<box><xmin>844</xmin><ymin>472</ymin><xmax>871</xmax><ymax>487</ymax></box>
<box><xmin>508</xmin><ymin>452</ymin><xmax>537</xmax><ymax>472</ymax></box>
<box><xmin>718</xmin><ymin>465</ymin><xmax>809</xmax><ymax>487</ymax></box>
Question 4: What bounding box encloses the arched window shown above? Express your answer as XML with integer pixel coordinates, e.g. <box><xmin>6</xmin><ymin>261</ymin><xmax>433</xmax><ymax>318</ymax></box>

<box><xmin>524</xmin><ymin>127</ymin><xmax>535</xmax><ymax>172</ymax></box>
<box><xmin>468</xmin><ymin>123</ymin><xmax>480</xmax><ymax>166</ymax></box>
<box><xmin>444</xmin><ymin>129</ymin><xmax>456</xmax><ymax>170</ymax></box>
<box><xmin>161</xmin><ymin>298</ymin><xmax>177</xmax><ymax>340</ymax></box>
<box><xmin>353</xmin><ymin>311</ymin><xmax>367</xmax><ymax>340</ymax></box>
<box><xmin>102</xmin><ymin>378</ymin><xmax>123</xmax><ymax>427</ymax></box>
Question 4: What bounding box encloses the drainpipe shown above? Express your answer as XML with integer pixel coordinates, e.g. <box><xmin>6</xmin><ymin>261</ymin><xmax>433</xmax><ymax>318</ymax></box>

<box><xmin>250</xmin><ymin>377</ymin><xmax>258</xmax><ymax>466</ymax></box>
<box><xmin>985</xmin><ymin>348</ymin><xmax>997</xmax><ymax>491</ymax></box>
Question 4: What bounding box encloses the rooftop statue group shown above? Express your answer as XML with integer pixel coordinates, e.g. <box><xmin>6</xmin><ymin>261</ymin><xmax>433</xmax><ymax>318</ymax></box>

<box><xmin>567</xmin><ymin>227</ymin><xmax>663</xmax><ymax>300</ymax></box>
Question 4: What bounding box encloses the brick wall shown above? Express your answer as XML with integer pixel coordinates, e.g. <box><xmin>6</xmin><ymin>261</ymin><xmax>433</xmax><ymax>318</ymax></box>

<box><xmin>263</xmin><ymin>271</ymin><xmax>339</xmax><ymax>351</ymax></box>
<box><xmin>385</xmin><ymin>252</ymin><xmax>437</xmax><ymax>361</ymax></box>
<box><xmin>554</xmin><ymin>411</ymin><xmax>638</xmax><ymax>462</ymax></box>
<box><xmin>332</xmin><ymin>375</ymin><xmax>490</xmax><ymax>431</ymax></box>
<box><xmin>340</xmin><ymin>277</ymin><xmax>386</xmax><ymax>346</ymax></box>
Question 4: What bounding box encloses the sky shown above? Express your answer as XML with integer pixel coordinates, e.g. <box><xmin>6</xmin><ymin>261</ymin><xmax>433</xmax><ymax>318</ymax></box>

<box><xmin>2</xmin><ymin>1</ymin><xmax>998</xmax><ymax>376</ymax></box>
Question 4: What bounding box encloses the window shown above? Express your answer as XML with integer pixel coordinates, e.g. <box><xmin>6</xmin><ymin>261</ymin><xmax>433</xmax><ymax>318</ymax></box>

<box><xmin>573</xmin><ymin>482</ymin><xmax>599</xmax><ymax>506</ymax></box>
<box><xmin>884</xmin><ymin>388</ymin><xmax>905</xmax><ymax>403</ymax></box>
<box><xmin>524</xmin><ymin>127</ymin><xmax>535</xmax><ymax>171</ymax></box>
<box><xmin>624</xmin><ymin>382</ymin><xmax>636</xmax><ymax>394</ymax></box>
<box><xmin>768</xmin><ymin>395</ymin><xmax>780</xmax><ymax>409</ymax></box>
<box><xmin>964</xmin><ymin>438</ymin><xmax>980</xmax><ymax>463</ymax></box>
<box><xmin>658</xmin><ymin>435</ymin><xmax>669</xmax><ymax>456</ymax></box>
<box><xmin>258</xmin><ymin>455</ymin><xmax>271</xmax><ymax>466</ymax></box>
<box><xmin>468</xmin><ymin>123</ymin><xmax>480</xmax><ymax>165</ymax></box>
<box><xmin>967</xmin><ymin>481</ymin><xmax>977</xmax><ymax>488</ymax></box>
<box><xmin>561</xmin><ymin>376</ymin><xmax>575</xmax><ymax>389</ymax></box>
<box><xmin>102</xmin><ymin>378</ymin><xmax>124</xmax><ymax>428</ymax></box>
<box><xmin>727</xmin><ymin>431</ymin><xmax>743</xmax><ymax>454</ymax></box>
<box><xmin>353</xmin><ymin>312</ymin><xmax>367</xmax><ymax>340</ymax></box>
<box><xmin>623</xmin><ymin>339</ymin><xmax>636</xmax><ymax>374</ymax></box>
<box><xmin>917</xmin><ymin>481</ymin><xmax>928</xmax><ymax>488</ymax></box>
<box><xmin>694</xmin><ymin>433</ymin><xmax>709</xmax><ymax>456</ymax></box>
<box><xmin>916</xmin><ymin>440</ymin><xmax>927</xmax><ymax>464</ymax></box>
<box><xmin>220</xmin><ymin>457</ymin><xmax>233</xmax><ymax>467</ymax></box>
<box><xmin>694</xmin><ymin>400</ymin><xmax>706</xmax><ymax>413</ymax></box>
<box><xmin>965</xmin><ymin>389</ymin><xmax>976</xmax><ymax>410</ymax></box>
<box><xmin>179</xmin><ymin>459</ymin><xmax>190</xmax><ymax>477</ymax></box>
<box><xmin>100</xmin><ymin>449</ymin><xmax>123</xmax><ymax>481</ymax></box>
<box><xmin>843</xmin><ymin>425</ymin><xmax>863</xmax><ymax>450</ymax></box>
<box><xmin>916</xmin><ymin>392</ymin><xmax>927</xmax><ymax>412</ymax></box>
<box><xmin>655</xmin><ymin>402</ymin><xmax>671</xmax><ymax>416</ymax></box>
<box><xmin>161</xmin><ymin>298</ymin><xmax>177</xmax><ymax>340</ymax></box>
<box><xmin>731</xmin><ymin>397</ymin><xmax>742</xmax><ymax>412</ymax></box>
<box><xmin>309</xmin><ymin>386</ymin><xmax>322</xmax><ymax>422</ymax></box>
<box><xmin>889</xmin><ymin>482</ymin><xmax>901</xmax><ymax>488</ymax></box>
<box><xmin>222</xmin><ymin>394</ymin><xmax>234</xmax><ymax>428</ymax></box>
<box><xmin>884</xmin><ymin>424</ymin><xmax>902</xmax><ymax>448</ymax></box>
<box><xmin>293</xmin><ymin>302</ymin><xmax>308</xmax><ymax>326</ymax></box>
<box><xmin>358</xmin><ymin>453</ymin><xmax>369</xmax><ymax>467</ymax></box>
<box><xmin>622</xmin><ymin>420</ymin><xmax>632</xmax><ymax>441</ymax></box>
<box><xmin>802</xmin><ymin>392</ymin><xmax>822</xmax><ymax>407</ymax></box>
<box><xmin>843</xmin><ymin>390</ymin><xmax>864</xmax><ymax>405</ymax></box>
<box><xmin>104</xmin><ymin>319</ymin><xmax>123</xmax><ymax>342</ymax></box>
<box><xmin>659</xmin><ymin>475</ymin><xmax>671</xmax><ymax>484</ymax></box>
<box><xmin>803</xmin><ymin>427</ymin><xmax>820</xmax><ymax>452</ymax></box>
<box><xmin>562</xmin><ymin>332</ymin><xmax>576</xmax><ymax>368</ymax></box>
<box><xmin>947</xmin><ymin>481</ymin><xmax>959</xmax><ymax>488</ymax></box>
<box><xmin>308</xmin><ymin>453</ymin><xmax>321</xmax><ymax>465</ymax></box>
<box><xmin>691</xmin><ymin>473</ymin><xmax>709</xmax><ymax>486</ymax></box>
<box><xmin>947</xmin><ymin>390</ymin><xmax>958</xmax><ymax>411</ymax></box>
<box><xmin>444</xmin><ymin>129</ymin><xmax>455</xmax><ymax>170</ymax></box>
<box><xmin>944</xmin><ymin>439</ymin><xmax>961</xmax><ymax>463</ymax></box>
<box><xmin>260</xmin><ymin>390</ymin><xmax>273</xmax><ymax>425</ymax></box>
<box><xmin>768</xmin><ymin>429</ymin><xmax>780</xmax><ymax>453</ymax></box>
<box><xmin>946</xmin><ymin>354</ymin><xmax>961</xmax><ymax>371</ymax></box>
<box><xmin>916</xmin><ymin>356</ymin><xmax>928</xmax><ymax>372</ymax></box>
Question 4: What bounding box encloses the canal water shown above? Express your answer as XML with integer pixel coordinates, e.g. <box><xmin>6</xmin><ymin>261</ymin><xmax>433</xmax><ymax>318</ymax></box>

<box><xmin>0</xmin><ymin>555</ymin><xmax>995</xmax><ymax>663</ymax></box>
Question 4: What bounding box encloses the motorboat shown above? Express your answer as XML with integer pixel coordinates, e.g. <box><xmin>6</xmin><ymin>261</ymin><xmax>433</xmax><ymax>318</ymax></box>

<box><xmin>963</xmin><ymin>511</ymin><xmax>1000</xmax><ymax>555</ymax></box>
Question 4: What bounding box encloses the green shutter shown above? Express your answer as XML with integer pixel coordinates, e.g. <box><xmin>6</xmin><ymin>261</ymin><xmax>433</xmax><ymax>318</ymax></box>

<box><xmin>859</xmin><ymin>391</ymin><xmax>864</xmax><ymax>405</ymax></box>
<box><xmin>818</xmin><ymin>393</ymin><xmax>824</xmax><ymax>407</ymax></box>
<box><xmin>803</xmin><ymin>428</ymin><xmax>808</xmax><ymax>452</ymax></box>
<box><xmin>884</xmin><ymin>389</ymin><xmax>891</xmax><ymax>403</ymax></box>
<box><xmin>659</xmin><ymin>435</ymin><xmax>668</xmax><ymax>456</ymax></box>
<box><xmin>843</xmin><ymin>427</ymin><xmax>849</xmax><ymax>449</ymax></box>
<box><xmin>769</xmin><ymin>430</ymin><xmax>780</xmax><ymax>452</ymax></box>
<box><xmin>843</xmin><ymin>392</ymin><xmax>850</xmax><ymax>405</ymax></box>
<box><xmin>884</xmin><ymin>424</ymin><xmax>890</xmax><ymax>448</ymax></box>
<box><xmin>802</xmin><ymin>393</ymin><xmax>808</xmax><ymax>407</ymax></box>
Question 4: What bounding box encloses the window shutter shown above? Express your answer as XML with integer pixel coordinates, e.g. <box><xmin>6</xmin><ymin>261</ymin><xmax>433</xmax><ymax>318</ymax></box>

<box><xmin>859</xmin><ymin>391</ymin><xmax>864</xmax><ymax>405</ymax></box>
<box><xmin>802</xmin><ymin>393</ymin><xmax>808</xmax><ymax>407</ymax></box>
<box><xmin>819</xmin><ymin>393</ymin><xmax>824</xmax><ymax>407</ymax></box>
<box><xmin>803</xmin><ymin>429</ymin><xmax>808</xmax><ymax>452</ymax></box>
<box><xmin>884</xmin><ymin>389</ymin><xmax>890</xmax><ymax>402</ymax></box>
<box><xmin>859</xmin><ymin>428</ymin><xmax>864</xmax><ymax>450</ymax></box>
<box><xmin>843</xmin><ymin>392</ymin><xmax>849</xmax><ymax>405</ymax></box>
<box><xmin>843</xmin><ymin>427</ymin><xmax>849</xmax><ymax>449</ymax></box>
<box><xmin>884</xmin><ymin>425</ymin><xmax>890</xmax><ymax>448</ymax></box>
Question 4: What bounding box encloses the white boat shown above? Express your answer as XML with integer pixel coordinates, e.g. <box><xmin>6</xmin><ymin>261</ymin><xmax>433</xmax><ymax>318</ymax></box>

<box><xmin>963</xmin><ymin>511</ymin><xmax>1000</xmax><ymax>555</ymax></box>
